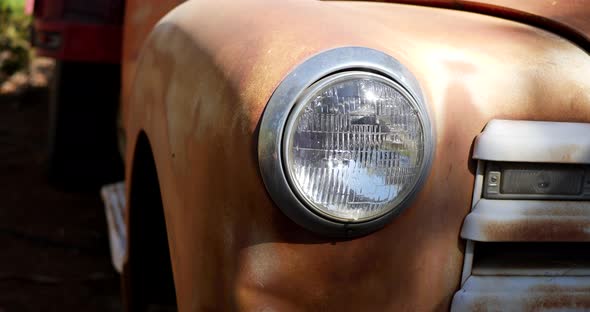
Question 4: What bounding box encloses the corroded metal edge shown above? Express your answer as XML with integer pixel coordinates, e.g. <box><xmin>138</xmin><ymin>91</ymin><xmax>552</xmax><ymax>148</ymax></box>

<box><xmin>462</xmin><ymin>199</ymin><xmax>590</xmax><ymax>242</ymax></box>
<box><xmin>452</xmin><ymin>275</ymin><xmax>590</xmax><ymax>312</ymax></box>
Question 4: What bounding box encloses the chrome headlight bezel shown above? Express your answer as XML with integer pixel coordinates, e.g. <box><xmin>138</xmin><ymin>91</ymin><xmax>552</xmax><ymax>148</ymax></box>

<box><xmin>258</xmin><ymin>47</ymin><xmax>434</xmax><ymax>238</ymax></box>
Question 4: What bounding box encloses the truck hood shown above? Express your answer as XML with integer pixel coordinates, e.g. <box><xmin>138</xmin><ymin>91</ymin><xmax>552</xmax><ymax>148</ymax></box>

<box><xmin>331</xmin><ymin>0</ymin><xmax>590</xmax><ymax>51</ymax></box>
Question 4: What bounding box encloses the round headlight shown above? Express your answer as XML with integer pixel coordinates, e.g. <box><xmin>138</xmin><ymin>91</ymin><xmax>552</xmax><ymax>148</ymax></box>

<box><xmin>258</xmin><ymin>47</ymin><xmax>433</xmax><ymax>237</ymax></box>
<box><xmin>283</xmin><ymin>72</ymin><xmax>425</xmax><ymax>222</ymax></box>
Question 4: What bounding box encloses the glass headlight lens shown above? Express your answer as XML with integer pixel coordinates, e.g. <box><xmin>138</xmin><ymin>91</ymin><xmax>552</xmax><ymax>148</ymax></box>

<box><xmin>283</xmin><ymin>72</ymin><xmax>425</xmax><ymax>222</ymax></box>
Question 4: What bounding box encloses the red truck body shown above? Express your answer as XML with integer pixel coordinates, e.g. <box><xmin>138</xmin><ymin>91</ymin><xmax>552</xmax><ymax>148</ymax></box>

<box><xmin>32</xmin><ymin>0</ymin><xmax>123</xmax><ymax>63</ymax></box>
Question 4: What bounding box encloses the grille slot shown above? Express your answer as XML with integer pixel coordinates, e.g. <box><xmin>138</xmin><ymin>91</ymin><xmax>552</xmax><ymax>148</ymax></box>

<box><xmin>451</xmin><ymin>119</ymin><xmax>590</xmax><ymax>311</ymax></box>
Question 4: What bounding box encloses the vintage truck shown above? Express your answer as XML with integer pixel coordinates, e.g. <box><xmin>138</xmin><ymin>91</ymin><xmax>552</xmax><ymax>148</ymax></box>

<box><xmin>32</xmin><ymin>0</ymin><xmax>125</xmax><ymax>187</ymax></box>
<box><xmin>38</xmin><ymin>0</ymin><xmax>590</xmax><ymax>311</ymax></box>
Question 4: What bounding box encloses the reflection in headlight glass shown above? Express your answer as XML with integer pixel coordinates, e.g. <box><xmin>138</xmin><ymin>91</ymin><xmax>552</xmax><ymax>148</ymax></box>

<box><xmin>285</xmin><ymin>74</ymin><xmax>425</xmax><ymax>221</ymax></box>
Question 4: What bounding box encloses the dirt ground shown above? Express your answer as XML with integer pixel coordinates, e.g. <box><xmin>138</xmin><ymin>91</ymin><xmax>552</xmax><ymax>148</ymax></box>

<box><xmin>0</xmin><ymin>82</ymin><xmax>121</xmax><ymax>310</ymax></box>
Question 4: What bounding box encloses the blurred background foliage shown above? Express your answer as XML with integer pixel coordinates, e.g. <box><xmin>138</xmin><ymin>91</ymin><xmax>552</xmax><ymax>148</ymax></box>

<box><xmin>0</xmin><ymin>0</ymin><xmax>31</xmax><ymax>82</ymax></box>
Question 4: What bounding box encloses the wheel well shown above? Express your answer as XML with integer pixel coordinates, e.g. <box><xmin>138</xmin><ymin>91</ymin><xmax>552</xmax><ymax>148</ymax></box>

<box><xmin>124</xmin><ymin>131</ymin><xmax>177</xmax><ymax>310</ymax></box>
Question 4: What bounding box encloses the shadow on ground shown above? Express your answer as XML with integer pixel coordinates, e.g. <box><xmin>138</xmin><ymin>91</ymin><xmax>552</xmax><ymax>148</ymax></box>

<box><xmin>0</xmin><ymin>83</ymin><xmax>121</xmax><ymax>311</ymax></box>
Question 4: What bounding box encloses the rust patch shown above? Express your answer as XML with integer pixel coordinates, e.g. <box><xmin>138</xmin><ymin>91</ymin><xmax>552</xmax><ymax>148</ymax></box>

<box><xmin>455</xmin><ymin>276</ymin><xmax>590</xmax><ymax>311</ymax></box>
<box><xmin>526</xmin><ymin>284</ymin><xmax>590</xmax><ymax>310</ymax></box>
<box><xmin>481</xmin><ymin>219</ymin><xmax>590</xmax><ymax>241</ymax></box>
<box><xmin>551</xmin><ymin>144</ymin><xmax>580</xmax><ymax>162</ymax></box>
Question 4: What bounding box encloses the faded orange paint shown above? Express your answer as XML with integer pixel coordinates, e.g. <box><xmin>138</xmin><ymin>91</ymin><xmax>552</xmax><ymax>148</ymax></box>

<box><xmin>123</xmin><ymin>0</ymin><xmax>590</xmax><ymax>311</ymax></box>
<box><xmin>121</xmin><ymin>0</ymin><xmax>184</xmax><ymax>141</ymax></box>
<box><xmin>479</xmin><ymin>0</ymin><xmax>590</xmax><ymax>31</ymax></box>
<box><xmin>337</xmin><ymin>0</ymin><xmax>590</xmax><ymax>49</ymax></box>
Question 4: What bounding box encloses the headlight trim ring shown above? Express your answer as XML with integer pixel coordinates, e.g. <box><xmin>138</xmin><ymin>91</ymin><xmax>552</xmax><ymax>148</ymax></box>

<box><xmin>258</xmin><ymin>46</ymin><xmax>434</xmax><ymax>238</ymax></box>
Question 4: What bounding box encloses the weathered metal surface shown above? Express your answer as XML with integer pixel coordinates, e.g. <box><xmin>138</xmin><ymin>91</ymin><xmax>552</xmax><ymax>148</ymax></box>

<box><xmin>120</xmin><ymin>0</ymin><xmax>185</xmax><ymax>140</ymax></box>
<box><xmin>330</xmin><ymin>0</ymin><xmax>590</xmax><ymax>52</ymax></box>
<box><xmin>474</xmin><ymin>119</ymin><xmax>590</xmax><ymax>164</ymax></box>
<box><xmin>459</xmin><ymin>0</ymin><xmax>590</xmax><ymax>47</ymax></box>
<box><xmin>460</xmin><ymin>160</ymin><xmax>484</xmax><ymax>286</ymax></box>
<box><xmin>462</xmin><ymin>199</ymin><xmax>590</xmax><ymax>242</ymax></box>
<box><xmin>124</xmin><ymin>0</ymin><xmax>590</xmax><ymax>310</ymax></box>
<box><xmin>452</xmin><ymin>275</ymin><xmax>590</xmax><ymax>311</ymax></box>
